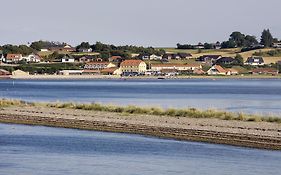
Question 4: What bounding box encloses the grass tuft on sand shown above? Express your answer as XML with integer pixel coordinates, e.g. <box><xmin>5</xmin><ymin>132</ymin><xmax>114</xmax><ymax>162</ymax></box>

<box><xmin>1</xmin><ymin>99</ymin><xmax>280</xmax><ymax>124</ymax></box>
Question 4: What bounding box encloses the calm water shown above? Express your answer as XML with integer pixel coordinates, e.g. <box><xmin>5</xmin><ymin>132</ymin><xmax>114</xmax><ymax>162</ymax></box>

<box><xmin>0</xmin><ymin>79</ymin><xmax>281</xmax><ymax>115</ymax></box>
<box><xmin>0</xmin><ymin>123</ymin><xmax>280</xmax><ymax>175</ymax></box>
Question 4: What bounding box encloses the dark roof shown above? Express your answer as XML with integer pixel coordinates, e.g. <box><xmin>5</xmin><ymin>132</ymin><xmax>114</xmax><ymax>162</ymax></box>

<box><xmin>245</xmin><ymin>57</ymin><xmax>264</xmax><ymax>63</ymax></box>
<box><xmin>163</xmin><ymin>53</ymin><xmax>178</xmax><ymax>59</ymax></box>
<box><xmin>216</xmin><ymin>57</ymin><xmax>235</xmax><ymax>63</ymax></box>
<box><xmin>201</xmin><ymin>55</ymin><xmax>221</xmax><ymax>59</ymax></box>
<box><xmin>177</xmin><ymin>53</ymin><xmax>192</xmax><ymax>58</ymax></box>
<box><xmin>196</xmin><ymin>55</ymin><xmax>221</xmax><ymax>62</ymax></box>
<box><xmin>79</xmin><ymin>55</ymin><xmax>95</xmax><ymax>59</ymax></box>
<box><xmin>138</xmin><ymin>53</ymin><xmax>151</xmax><ymax>57</ymax></box>
<box><xmin>62</xmin><ymin>54</ymin><xmax>74</xmax><ymax>59</ymax></box>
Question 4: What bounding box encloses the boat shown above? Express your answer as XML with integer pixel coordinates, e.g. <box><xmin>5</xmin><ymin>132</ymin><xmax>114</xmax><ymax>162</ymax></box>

<box><xmin>157</xmin><ymin>77</ymin><xmax>165</xmax><ymax>80</ymax></box>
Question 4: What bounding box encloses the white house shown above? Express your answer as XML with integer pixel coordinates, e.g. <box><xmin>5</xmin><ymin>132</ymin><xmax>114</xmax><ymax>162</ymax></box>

<box><xmin>61</xmin><ymin>55</ymin><xmax>75</xmax><ymax>63</ymax></box>
<box><xmin>4</xmin><ymin>54</ymin><xmax>23</xmax><ymax>63</ymax></box>
<box><xmin>207</xmin><ymin>65</ymin><xmax>227</xmax><ymax>75</ymax></box>
<box><xmin>150</xmin><ymin>54</ymin><xmax>162</xmax><ymax>60</ymax></box>
<box><xmin>77</xmin><ymin>48</ymin><xmax>93</xmax><ymax>53</ymax></box>
<box><xmin>23</xmin><ymin>53</ymin><xmax>41</xmax><ymax>63</ymax></box>
<box><xmin>151</xmin><ymin>63</ymin><xmax>202</xmax><ymax>71</ymax></box>
<box><xmin>244</xmin><ymin>57</ymin><xmax>265</xmax><ymax>66</ymax></box>
<box><xmin>59</xmin><ymin>70</ymin><xmax>83</xmax><ymax>75</ymax></box>
<box><xmin>273</xmin><ymin>42</ymin><xmax>281</xmax><ymax>48</ymax></box>
<box><xmin>84</xmin><ymin>62</ymin><xmax>116</xmax><ymax>70</ymax></box>
<box><xmin>139</xmin><ymin>54</ymin><xmax>162</xmax><ymax>60</ymax></box>
<box><xmin>40</xmin><ymin>49</ymin><xmax>49</xmax><ymax>52</ymax></box>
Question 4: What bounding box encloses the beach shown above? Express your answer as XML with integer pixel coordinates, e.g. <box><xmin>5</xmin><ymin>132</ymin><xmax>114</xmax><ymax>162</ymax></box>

<box><xmin>0</xmin><ymin>105</ymin><xmax>280</xmax><ymax>150</ymax></box>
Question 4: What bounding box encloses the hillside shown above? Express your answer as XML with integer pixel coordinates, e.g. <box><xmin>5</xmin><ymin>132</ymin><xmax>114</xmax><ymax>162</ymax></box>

<box><xmin>161</xmin><ymin>48</ymin><xmax>281</xmax><ymax>64</ymax></box>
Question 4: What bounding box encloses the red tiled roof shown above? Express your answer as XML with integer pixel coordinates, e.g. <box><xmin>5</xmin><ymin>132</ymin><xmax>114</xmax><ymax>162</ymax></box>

<box><xmin>120</xmin><ymin>60</ymin><xmax>144</xmax><ymax>66</ymax></box>
<box><xmin>214</xmin><ymin>65</ymin><xmax>227</xmax><ymax>73</ymax></box>
<box><xmin>193</xmin><ymin>69</ymin><xmax>205</xmax><ymax>74</ymax></box>
<box><xmin>6</xmin><ymin>54</ymin><xmax>22</xmax><ymax>59</ymax></box>
<box><xmin>110</xmin><ymin>56</ymin><xmax>122</xmax><ymax>60</ymax></box>
<box><xmin>101</xmin><ymin>67</ymin><xmax>118</xmax><ymax>73</ymax></box>
<box><xmin>225</xmin><ymin>68</ymin><xmax>238</xmax><ymax>73</ymax></box>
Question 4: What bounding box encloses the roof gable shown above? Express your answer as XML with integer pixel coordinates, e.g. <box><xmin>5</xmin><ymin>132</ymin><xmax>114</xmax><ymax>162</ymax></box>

<box><xmin>120</xmin><ymin>60</ymin><xmax>144</xmax><ymax>66</ymax></box>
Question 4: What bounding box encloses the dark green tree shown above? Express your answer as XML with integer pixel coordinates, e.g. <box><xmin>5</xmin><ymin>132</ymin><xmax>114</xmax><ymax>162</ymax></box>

<box><xmin>203</xmin><ymin>43</ymin><xmax>213</xmax><ymax>49</ymax></box>
<box><xmin>230</xmin><ymin>32</ymin><xmax>245</xmax><ymax>47</ymax></box>
<box><xmin>244</xmin><ymin>35</ymin><xmax>258</xmax><ymax>47</ymax></box>
<box><xmin>273</xmin><ymin>38</ymin><xmax>279</xmax><ymax>43</ymax></box>
<box><xmin>234</xmin><ymin>54</ymin><xmax>244</xmax><ymax>65</ymax></box>
<box><xmin>30</xmin><ymin>41</ymin><xmax>46</xmax><ymax>50</ymax></box>
<box><xmin>76</xmin><ymin>42</ymin><xmax>91</xmax><ymax>50</ymax></box>
<box><xmin>47</xmin><ymin>51</ymin><xmax>60</xmax><ymax>61</ymax></box>
<box><xmin>260</xmin><ymin>29</ymin><xmax>273</xmax><ymax>47</ymax></box>
<box><xmin>221</xmin><ymin>40</ymin><xmax>236</xmax><ymax>48</ymax></box>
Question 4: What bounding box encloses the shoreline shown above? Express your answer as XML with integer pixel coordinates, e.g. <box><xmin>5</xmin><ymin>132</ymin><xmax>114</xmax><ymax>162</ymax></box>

<box><xmin>5</xmin><ymin>74</ymin><xmax>281</xmax><ymax>80</ymax></box>
<box><xmin>0</xmin><ymin>105</ymin><xmax>280</xmax><ymax>150</ymax></box>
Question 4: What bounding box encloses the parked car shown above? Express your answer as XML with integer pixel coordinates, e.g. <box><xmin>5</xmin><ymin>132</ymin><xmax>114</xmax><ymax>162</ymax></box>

<box><xmin>121</xmin><ymin>72</ymin><xmax>139</xmax><ymax>77</ymax></box>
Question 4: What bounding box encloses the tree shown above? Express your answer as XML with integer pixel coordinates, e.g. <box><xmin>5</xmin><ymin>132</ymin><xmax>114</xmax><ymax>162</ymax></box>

<box><xmin>234</xmin><ymin>54</ymin><xmax>244</xmax><ymax>65</ymax></box>
<box><xmin>2</xmin><ymin>44</ymin><xmax>34</xmax><ymax>55</ymax></box>
<box><xmin>221</xmin><ymin>40</ymin><xmax>236</xmax><ymax>48</ymax></box>
<box><xmin>244</xmin><ymin>35</ymin><xmax>258</xmax><ymax>47</ymax></box>
<box><xmin>203</xmin><ymin>43</ymin><xmax>213</xmax><ymax>49</ymax></box>
<box><xmin>176</xmin><ymin>43</ymin><xmax>194</xmax><ymax>49</ymax></box>
<box><xmin>76</xmin><ymin>42</ymin><xmax>91</xmax><ymax>50</ymax></box>
<box><xmin>260</xmin><ymin>29</ymin><xmax>273</xmax><ymax>47</ymax></box>
<box><xmin>230</xmin><ymin>31</ymin><xmax>245</xmax><ymax>47</ymax></box>
<box><xmin>47</xmin><ymin>51</ymin><xmax>60</xmax><ymax>61</ymax></box>
<box><xmin>30</xmin><ymin>41</ymin><xmax>45</xmax><ymax>51</ymax></box>
<box><xmin>273</xmin><ymin>38</ymin><xmax>279</xmax><ymax>43</ymax></box>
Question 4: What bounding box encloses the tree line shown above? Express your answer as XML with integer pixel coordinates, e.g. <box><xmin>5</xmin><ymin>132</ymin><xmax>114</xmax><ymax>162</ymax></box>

<box><xmin>76</xmin><ymin>41</ymin><xmax>165</xmax><ymax>59</ymax></box>
<box><xmin>177</xmin><ymin>29</ymin><xmax>279</xmax><ymax>49</ymax></box>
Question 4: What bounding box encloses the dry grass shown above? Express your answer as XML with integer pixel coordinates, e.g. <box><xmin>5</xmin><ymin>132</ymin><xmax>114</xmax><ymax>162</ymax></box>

<box><xmin>45</xmin><ymin>102</ymin><xmax>281</xmax><ymax>124</ymax></box>
<box><xmin>263</xmin><ymin>57</ymin><xmax>281</xmax><ymax>64</ymax></box>
<box><xmin>0</xmin><ymin>99</ymin><xmax>29</xmax><ymax>107</ymax></box>
<box><xmin>1</xmin><ymin>99</ymin><xmax>280</xmax><ymax>124</ymax></box>
<box><xmin>162</xmin><ymin>48</ymin><xmax>281</xmax><ymax>64</ymax></box>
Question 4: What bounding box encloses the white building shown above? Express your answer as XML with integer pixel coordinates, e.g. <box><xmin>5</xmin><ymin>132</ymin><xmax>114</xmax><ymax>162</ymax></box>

<box><xmin>61</xmin><ymin>55</ymin><xmax>75</xmax><ymax>63</ymax></box>
<box><xmin>244</xmin><ymin>57</ymin><xmax>265</xmax><ymax>66</ymax></box>
<box><xmin>151</xmin><ymin>63</ymin><xmax>202</xmax><ymax>71</ymax></box>
<box><xmin>139</xmin><ymin>54</ymin><xmax>162</xmax><ymax>60</ymax></box>
<box><xmin>23</xmin><ymin>53</ymin><xmax>41</xmax><ymax>63</ymax></box>
<box><xmin>207</xmin><ymin>65</ymin><xmax>227</xmax><ymax>75</ymax></box>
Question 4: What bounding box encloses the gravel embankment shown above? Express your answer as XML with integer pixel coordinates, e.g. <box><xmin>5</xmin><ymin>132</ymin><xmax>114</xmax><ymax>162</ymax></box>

<box><xmin>0</xmin><ymin>106</ymin><xmax>280</xmax><ymax>150</ymax></box>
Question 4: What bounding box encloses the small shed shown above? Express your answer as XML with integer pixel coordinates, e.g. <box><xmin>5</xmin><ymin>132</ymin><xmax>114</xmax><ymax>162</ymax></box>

<box><xmin>12</xmin><ymin>70</ymin><xmax>29</xmax><ymax>76</ymax></box>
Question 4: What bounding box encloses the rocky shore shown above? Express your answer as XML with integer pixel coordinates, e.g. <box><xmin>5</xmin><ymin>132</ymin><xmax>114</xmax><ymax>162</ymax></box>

<box><xmin>0</xmin><ymin>106</ymin><xmax>281</xmax><ymax>150</ymax></box>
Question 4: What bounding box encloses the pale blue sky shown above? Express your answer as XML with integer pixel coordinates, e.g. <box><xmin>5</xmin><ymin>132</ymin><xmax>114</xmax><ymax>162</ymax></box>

<box><xmin>1</xmin><ymin>0</ymin><xmax>281</xmax><ymax>47</ymax></box>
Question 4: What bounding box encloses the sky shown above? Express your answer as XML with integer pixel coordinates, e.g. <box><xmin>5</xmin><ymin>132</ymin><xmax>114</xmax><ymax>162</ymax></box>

<box><xmin>1</xmin><ymin>0</ymin><xmax>281</xmax><ymax>47</ymax></box>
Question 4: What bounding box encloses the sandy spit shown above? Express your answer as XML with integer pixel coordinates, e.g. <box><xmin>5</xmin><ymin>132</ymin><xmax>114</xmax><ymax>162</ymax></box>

<box><xmin>0</xmin><ymin>106</ymin><xmax>280</xmax><ymax>150</ymax></box>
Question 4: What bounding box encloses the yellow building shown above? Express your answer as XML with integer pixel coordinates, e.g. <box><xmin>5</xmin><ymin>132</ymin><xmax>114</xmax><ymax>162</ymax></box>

<box><xmin>120</xmin><ymin>60</ymin><xmax>147</xmax><ymax>73</ymax></box>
